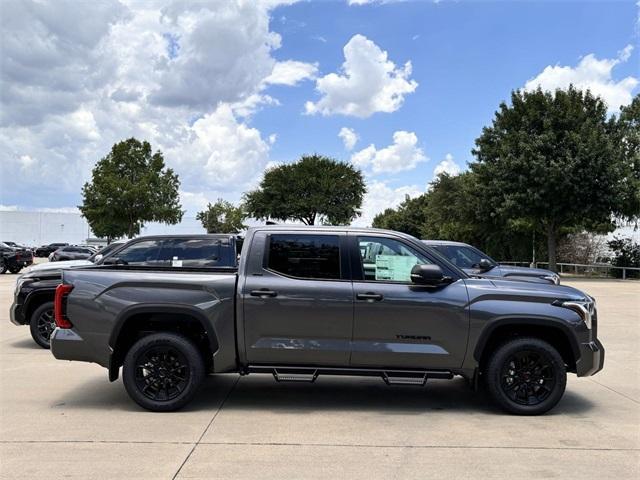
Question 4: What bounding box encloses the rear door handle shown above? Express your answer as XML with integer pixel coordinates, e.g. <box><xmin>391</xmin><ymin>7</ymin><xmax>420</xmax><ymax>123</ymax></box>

<box><xmin>250</xmin><ymin>289</ymin><xmax>278</xmax><ymax>298</ymax></box>
<box><xmin>357</xmin><ymin>292</ymin><xmax>384</xmax><ymax>302</ymax></box>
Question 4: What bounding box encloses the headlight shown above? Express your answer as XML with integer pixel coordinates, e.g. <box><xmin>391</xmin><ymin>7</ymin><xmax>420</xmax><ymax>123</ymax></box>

<box><xmin>553</xmin><ymin>298</ymin><xmax>595</xmax><ymax>329</ymax></box>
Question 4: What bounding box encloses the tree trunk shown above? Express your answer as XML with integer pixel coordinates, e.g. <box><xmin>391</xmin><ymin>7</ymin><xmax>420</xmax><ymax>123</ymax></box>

<box><xmin>547</xmin><ymin>223</ymin><xmax>557</xmax><ymax>272</ymax></box>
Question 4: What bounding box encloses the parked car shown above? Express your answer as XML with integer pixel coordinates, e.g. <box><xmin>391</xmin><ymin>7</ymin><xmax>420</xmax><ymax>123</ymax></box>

<box><xmin>50</xmin><ymin>246</ymin><xmax>96</xmax><ymax>262</ymax></box>
<box><xmin>50</xmin><ymin>226</ymin><xmax>603</xmax><ymax>415</ymax></box>
<box><xmin>0</xmin><ymin>242</ymin><xmax>33</xmax><ymax>274</ymax></box>
<box><xmin>35</xmin><ymin>243</ymin><xmax>69</xmax><ymax>257</ymax></box>
<box><xmin>21</xmin><ymin>241</ymin><xmax>125</xmax><ymax>275</ymax></box>
<box><xmin>11</xmin><ymin>235</ymin><xmax>239</xmax><ymax>348</ymax></box>
<box><xmin>422</xmin><ymin>240</ymin><xmax>560</xmax><ymax>285</ymax></box>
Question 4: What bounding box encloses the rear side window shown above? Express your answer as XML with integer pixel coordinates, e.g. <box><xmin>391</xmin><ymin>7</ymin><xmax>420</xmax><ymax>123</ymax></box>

<box><xmin>267</xmin><ymin>234</ymin><xmax>341</xmax><ymax>280</ymax></box>
<box><xmin>160</xmin><ymin>238</ymin><xmax>236</xmax><ymax>268</ymax></box>
<box><xmin>115</xmin><ymin>240</ymin><xmax>163</xmax><ymax>265</ymax></box>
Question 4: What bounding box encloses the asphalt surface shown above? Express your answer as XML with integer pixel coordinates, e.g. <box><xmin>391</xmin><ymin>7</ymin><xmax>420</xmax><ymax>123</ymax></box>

<box><xmin>0</xmin><ymin>269</ymin><xmax>638</xmax><ymax>479</ymax></box>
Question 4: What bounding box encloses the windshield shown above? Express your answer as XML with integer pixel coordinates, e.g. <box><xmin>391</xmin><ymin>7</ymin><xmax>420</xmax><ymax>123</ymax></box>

<box><xmin>432</xmin><ymin>245</ymin><xmax>496</xmax><ymax>270</ymax></box>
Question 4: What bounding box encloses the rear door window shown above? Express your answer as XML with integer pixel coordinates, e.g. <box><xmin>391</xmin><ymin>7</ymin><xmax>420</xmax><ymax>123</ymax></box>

<box><xmin>267</xmin><ymin>234</ymin><xmax>341</xmax><ymax>280</ymax></box>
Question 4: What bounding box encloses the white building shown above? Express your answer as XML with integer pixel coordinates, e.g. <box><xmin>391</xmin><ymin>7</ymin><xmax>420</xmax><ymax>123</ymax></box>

<box><xmin>0</xmin><ymin>210</ymin><xmax>205</xmax><ymax>247</ymax></box>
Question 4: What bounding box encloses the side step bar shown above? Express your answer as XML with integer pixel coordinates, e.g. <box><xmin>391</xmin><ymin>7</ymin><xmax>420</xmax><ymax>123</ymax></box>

<box><xmin>247</xmin><ymin>365</ymin><xmax>453</xmax><ymax>385</ymax></box>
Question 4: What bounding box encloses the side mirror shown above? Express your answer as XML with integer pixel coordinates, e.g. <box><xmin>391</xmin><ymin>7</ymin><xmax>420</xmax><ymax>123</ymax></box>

<box><xmin>478</xmin><ymin>258</ymin><xmax>493</xmax><ymax>271</ymax></box>
<box><xmin>410</xmin><ymin>264</ymin><xmax>451</xmax><ymax>286</ymax></box>
<box><xmin>102</xmin><ymin>257</ymin><xmax>125</xmax><ymax>266</ymax></box>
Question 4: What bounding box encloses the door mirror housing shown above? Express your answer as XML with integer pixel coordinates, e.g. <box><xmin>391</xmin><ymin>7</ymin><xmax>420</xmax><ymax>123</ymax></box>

<box><xmin>101</xmin><ymin>256</ymin><xmax>125</xmax><ymax>266</ymax></box>
<box><xmin>478</xmin><ymin>258</ymin><xmax>493</xmax><ymax>271</ymax></box>
<box><xmin>410</xmin><ymin>264</ymin><xmax>451</xmax><ymax>286</ymax></box>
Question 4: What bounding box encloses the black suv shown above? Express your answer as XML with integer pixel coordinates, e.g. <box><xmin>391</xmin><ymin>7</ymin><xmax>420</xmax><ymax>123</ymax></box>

<box><xmin>34</xmin><ymin>243</ymin><xmax>69</xmax><ymax>257</ymax></box>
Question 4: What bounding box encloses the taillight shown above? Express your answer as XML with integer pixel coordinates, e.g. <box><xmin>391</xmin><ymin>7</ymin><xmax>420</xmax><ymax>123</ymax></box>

<box><xmin>54</xmin><ymin>284</ymin><xmax>74</xmax><ymax>328</ymax></box>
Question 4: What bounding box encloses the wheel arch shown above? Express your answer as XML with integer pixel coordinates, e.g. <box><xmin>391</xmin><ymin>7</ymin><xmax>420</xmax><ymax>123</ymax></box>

<box><xmin>108</xmin><ymin>304</ymin><xmax>219</xmax><ymax>381</ymax></box>
<box><xmin>475</xmin><ymin>318</ymin><xmax>580</xmax><ymax>373</ymax></box>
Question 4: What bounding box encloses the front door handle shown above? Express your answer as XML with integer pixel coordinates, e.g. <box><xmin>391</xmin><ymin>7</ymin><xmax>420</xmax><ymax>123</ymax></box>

<box><xmin>250</xmin><ymin>289</ymin><xmax>278</xmax><ymax>298</ymax></box>
<box><xmin>357</xmin><ymin>292</ymin><xmax>384</xmax><ymax>302</ymax></box>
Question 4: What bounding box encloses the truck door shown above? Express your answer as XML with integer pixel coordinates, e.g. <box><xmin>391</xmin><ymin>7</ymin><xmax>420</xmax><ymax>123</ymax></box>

<box><xmin>350</xmin><ymin>234</ymin><xmax>469</xmax><ymax>370</ymax></box>
<box><xmin>240</xmin><ymin>231</ymin><xmax>353</xmax><ymax>366</ymax></box>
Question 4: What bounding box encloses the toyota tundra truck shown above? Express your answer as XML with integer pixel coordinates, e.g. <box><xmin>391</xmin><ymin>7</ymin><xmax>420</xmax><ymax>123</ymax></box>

<box><xmin>50</xmin><ymin>226</ymin><xmax>604</xmax><ymax>415</ymax></box>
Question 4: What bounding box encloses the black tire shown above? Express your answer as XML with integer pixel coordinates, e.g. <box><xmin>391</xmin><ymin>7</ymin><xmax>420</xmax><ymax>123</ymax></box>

<box><xmin>29</xmin><ymin>301</ymin><xmax>56</xmax><ymax>349</ymax></box>
<box><xmin>9</xmin><ymin>266</ymin><xmax>21</xmax><ymax>274</ymax></box>
<box><xmin>0</xmin><ymin>262</ymin><xmax>6</xmax><ymax>274</ymax></box>
<box><xmin>123</xmin><ymin>332</ymin><xmax>205</xmax><ymax>412</ymax></box>
<box><xmin>485</xmin><ymin>337</ymin><xmax>566</xmax><ymax>415</ymax></box>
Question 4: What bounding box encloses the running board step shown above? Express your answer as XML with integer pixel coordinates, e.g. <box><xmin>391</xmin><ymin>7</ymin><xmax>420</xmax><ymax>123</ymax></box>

<box><xmin>273</xmin><ymin>369</ymin><xmax>318</xmax><ymax>383</ymax></box>
<box><xmin>383</xmin><ymin>372</ymin><xmax>427</xmax><ymax>386</ymax></box>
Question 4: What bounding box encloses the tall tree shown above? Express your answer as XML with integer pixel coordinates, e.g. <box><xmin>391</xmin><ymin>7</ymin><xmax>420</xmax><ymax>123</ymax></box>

<box><xmin>471</xmin><ymin>87</ymin><xmax>621</xmax><ymax>271</ymax></box>
<box><xmin>244</xmin><ymin>154</ymin><xmax>366</xmax><ymax>225</ymax></box>
<box><xmin>196</xmin><ymin>199</ymin><xmax>246</xmax><ymax>233</ymax></box>
<box><xmin>615</xmin><ymin>94</ymin><xmax>640</xmax><ymax>223</ymax></box>
<box><xmin>79</xmin><ymin>138</ymin><xmax>183</xmax><ymax>241</ymax></box>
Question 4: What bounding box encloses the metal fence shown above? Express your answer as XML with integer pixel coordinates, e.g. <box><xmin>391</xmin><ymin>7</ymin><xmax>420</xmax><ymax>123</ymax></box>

<box><xmin>499</xmin><ymin>261</ymin><xmax>640</xmax><ymax>280</ymax></box>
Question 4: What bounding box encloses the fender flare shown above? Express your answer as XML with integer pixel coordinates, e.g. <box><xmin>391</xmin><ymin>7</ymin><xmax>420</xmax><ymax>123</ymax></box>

<box><xmin>473</xmin><ymin>317</ymin><xmax>580</xmax><ymax>362</ymax></box>
<box><xmin>108</xmin><ymin>303</ymin><xmax>220</xmax><ymax>381</ymax></box>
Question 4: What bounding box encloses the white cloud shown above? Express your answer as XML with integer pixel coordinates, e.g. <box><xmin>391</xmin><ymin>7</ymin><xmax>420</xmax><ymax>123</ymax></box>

<box><xmin>433</xmin><ymin>153</ymin><xmax>460</xmax><ymax>177</ymax></box>
<box><xmin>305</xmin><ymin>34</ymin><xmax>417</xmax><ymax>118</ymax></box>
<box><xmin>524</xmin><ymin>45</ymin><xmax>639</xmax><ymax>113</ymax></box>
<box><xmin>338</xmin><ymin>127</ymin><xmax>358</xmax><ymax>151</ymax></box>
<box><xmin>348</xmin><ymin>0</ymin><xmax>375</xmax><ymax>5</ymax></box>
<box><xmin>352</xmin><ymin>181</ymin><xmax>422</xmax><ymax>227</ymax></box>
<box><xmin>0</xmin><ymin>0</ymin><xmax>310</xmax><ymax>212</ymax></box>
<box><xmin>264</xmin><ymin>60</ymin><xmax>318</xmax><ymax>86</ymax></box>
<box><xmin>351</xmin><ymin>130</ymin><xmax>426</xmax><ymax>174</ymax></box>
<box><xmin>166</xmin><ymin>103</ymin><xmax>271</xmax><ymax>192</ymax></box>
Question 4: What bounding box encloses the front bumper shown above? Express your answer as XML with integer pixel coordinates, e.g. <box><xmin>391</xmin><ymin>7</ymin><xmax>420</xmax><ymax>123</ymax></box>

<box><xmin>576</xmin><ymin>339</ymin><xmax>605</xmax><ymax>377</ymax></box>
<box><xmin>9</xmin><ymin>300</ymin><xmax>26</xmax><ymax>325</ymax></box>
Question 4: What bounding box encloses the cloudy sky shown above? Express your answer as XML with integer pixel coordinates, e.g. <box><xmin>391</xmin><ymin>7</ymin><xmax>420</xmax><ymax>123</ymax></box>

<box><xmin>1</xmin><ymin>0</ymin><xmax>638</xmax><ymax>226</ymax></box>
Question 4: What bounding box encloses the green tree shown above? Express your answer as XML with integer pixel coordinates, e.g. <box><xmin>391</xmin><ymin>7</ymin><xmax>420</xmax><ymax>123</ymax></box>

<box><xmin>615</xmin><ymin>94</ymin><xmax>640</xmax><ymax>223</ymax></box>
<box><xmin>372</xmin><ymin>195</ymin><xmax>428</xmax><ymax>238</ymax></box>
<box><xmin>244</xmin><ymin>154</ymin><xmax>366</xmax><ymax>225</ymax></box>
<box><xmin>196</xmin><ymin>199</ymin><xmax>246</xmax><ymax>233</ymax></box>
<box><xmin>471</xmin><ymin>87</ymin><xmax>621</xmax><ymax>271</ymax></box>
<box><xmin>79</xmin><ymin>138</ymin><xmax>183</xmax><ymax>241</ymax></box>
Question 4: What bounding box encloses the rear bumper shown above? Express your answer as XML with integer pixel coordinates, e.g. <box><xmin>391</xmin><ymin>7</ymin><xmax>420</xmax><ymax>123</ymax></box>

<box><xmin>50</xmin><ymin>328</ymin><xmax>110</xmax><ymax>368</ymax></box>
<box><xmin>576</xmin><ymin>339</ymin><xmax>605</xmax><ymax>377</ymax></box>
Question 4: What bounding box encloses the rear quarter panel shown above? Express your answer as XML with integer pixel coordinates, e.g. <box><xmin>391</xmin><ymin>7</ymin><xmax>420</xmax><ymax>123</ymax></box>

<box><xmin>62</xmin><ymin>268</ymin><xmax>237</xmax><ymax>371</ymax></box>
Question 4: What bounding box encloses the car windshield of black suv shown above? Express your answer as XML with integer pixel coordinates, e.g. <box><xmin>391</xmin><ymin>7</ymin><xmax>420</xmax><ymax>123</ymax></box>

<box><xmin>433</xmin><ymin>245</ymin><xmax>495</xmax><ymax>270</ymax></box>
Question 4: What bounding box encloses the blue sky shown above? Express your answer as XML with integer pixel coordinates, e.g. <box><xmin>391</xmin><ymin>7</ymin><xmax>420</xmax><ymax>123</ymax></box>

<box><xmin>1</xmin><ymin>0</ymin><xmax>638</xmax><ymax>225</ymax></box>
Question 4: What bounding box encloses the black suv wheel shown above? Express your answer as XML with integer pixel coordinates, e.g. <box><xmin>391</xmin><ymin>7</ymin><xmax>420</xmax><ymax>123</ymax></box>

<box><xmin>485</xmin><ymin>337</ymin><xmax>566</xmax><ymax>415</ymax></box>
<box><xmin>123</xmin><ymin>333</ymin><xmax>205</xmax><ymax>412</ymax></box>
<box><xmin>29</xmin><ymin>301</ymin><xmax>56</xmax><ymax>349</ymax></box>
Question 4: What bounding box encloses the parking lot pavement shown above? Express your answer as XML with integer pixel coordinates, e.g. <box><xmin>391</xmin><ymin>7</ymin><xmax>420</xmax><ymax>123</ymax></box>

<box><xmin>1</xmin><ymin>274</ymin><xmax>638</xmax><ymax>479</ymax></box>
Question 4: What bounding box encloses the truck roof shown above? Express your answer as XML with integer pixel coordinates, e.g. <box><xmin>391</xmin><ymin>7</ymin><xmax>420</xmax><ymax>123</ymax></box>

<box><xmin>247</xmin><ymin>225</ymin><xmax>418</xmax><ymax>239</ymax></box>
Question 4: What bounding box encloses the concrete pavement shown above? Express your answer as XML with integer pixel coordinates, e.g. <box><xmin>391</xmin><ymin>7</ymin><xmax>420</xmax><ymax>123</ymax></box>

<box><xmin>0</xmin><ymin>273</ymin><xmax>638</xmax><ymax>479</ymax></box>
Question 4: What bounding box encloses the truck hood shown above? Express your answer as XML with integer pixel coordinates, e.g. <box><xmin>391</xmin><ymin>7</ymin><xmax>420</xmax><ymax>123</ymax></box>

<box><xmin>465</xmin><ymin>277</ymin><xmax>589</xmax><ymax>302</ymax></box>
<box><xmin>22</xmin><ymin>259</ymin><xmax>92</xmax><ymax>274</ymax></box>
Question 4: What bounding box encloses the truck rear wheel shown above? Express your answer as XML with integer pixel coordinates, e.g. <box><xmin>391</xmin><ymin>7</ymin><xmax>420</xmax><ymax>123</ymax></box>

<box><xmin>123</xmin><ymin>333</ymin><xmax>205</xmax><ymax>412</ymax></box>
<box><xmin>485</xmin><ymin>337</ymin><xmax>566</xmax><ymax>415</ymax></box>
<box><xmin>29</xmin><ymin>301</ymin><xmax>55</xmax><ymax>349</ymax></box>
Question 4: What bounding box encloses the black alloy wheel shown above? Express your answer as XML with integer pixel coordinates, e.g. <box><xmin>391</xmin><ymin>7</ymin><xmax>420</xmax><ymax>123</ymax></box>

<box><xmin>123</xmin><ymin>333</ymin><xmax>205</xmax><ymax>411</ymax></box>
<box><xmin>133</xmin><ymin>346</ymin><xmax>191</xmax><ymax>402</ymax></box>
<box><xmin>29</xmin><ymin>302</ymin><xmax>56</xmax><ymax>349</ymax></box>
<box><xmin>500</xmin><ymin>350</ymin><xmax>555</xmax><ymax>406</ymax></box>
<box><xmin>486</xmin><ymin>337</ymin><xmax>566</xmax><ymax>415</ymax></box>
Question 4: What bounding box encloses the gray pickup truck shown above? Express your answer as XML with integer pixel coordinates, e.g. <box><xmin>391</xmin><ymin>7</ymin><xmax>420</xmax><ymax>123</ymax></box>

<box><xmin>51</xmin><ymin>226</ymin><xmax>604</xmax><ymax>415</ymax></box>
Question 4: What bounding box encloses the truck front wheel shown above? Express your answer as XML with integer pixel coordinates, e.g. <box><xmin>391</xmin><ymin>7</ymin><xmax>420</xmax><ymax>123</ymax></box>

<box><xmin>123</xmin><ymin>332</ymin><xmax>205</xmax><ymax>412</ymax></box>
<box><xmin>485</xmin><ymin>337</ymin><xmax>566</xmax><ymax>415</ymax></box>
